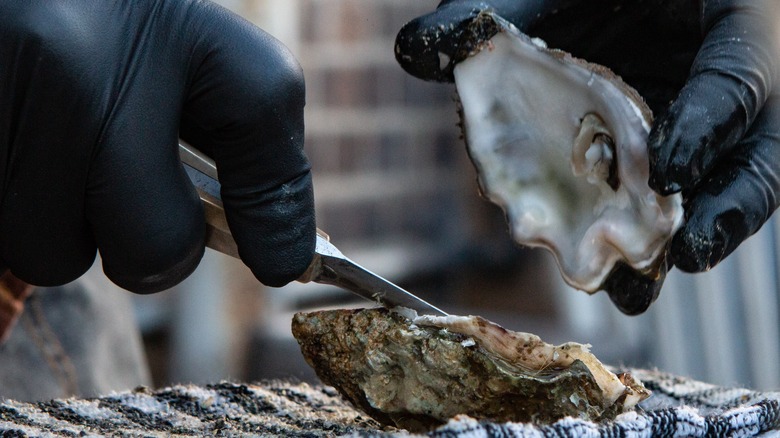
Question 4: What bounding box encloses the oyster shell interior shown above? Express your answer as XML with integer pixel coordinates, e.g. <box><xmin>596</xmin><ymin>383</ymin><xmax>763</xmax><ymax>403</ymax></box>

<box><xmin>292</xmin><ymin>308</ymin><xmax>649</xmax><ymax>432</ymax></box>
<box><xmin>454</xmin><ymin>14</ymin><xmax>683</xmax><ymax>294</ymax></box>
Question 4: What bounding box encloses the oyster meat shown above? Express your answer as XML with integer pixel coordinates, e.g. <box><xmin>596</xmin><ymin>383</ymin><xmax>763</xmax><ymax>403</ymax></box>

<box><xmin>454</xmin><ymin>14</ymin><xmax>683</xmax><ymax>311</ymax></box>
<box><xmin>292</xmin><ymin>308</ymin><xmax>649</xmax><ymax>432</ymax></box>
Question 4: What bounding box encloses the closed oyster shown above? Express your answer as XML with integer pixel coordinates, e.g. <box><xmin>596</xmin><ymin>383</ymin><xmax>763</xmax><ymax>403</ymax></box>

<box><xmin>454</xmin><ymin>14</ymin><xmax>683</xmax><ymax>313</ymax></box>
<box><xmin>292</xmin><ymin>308</ymin><xmax>649</xmax><ymax>432</ymax></box>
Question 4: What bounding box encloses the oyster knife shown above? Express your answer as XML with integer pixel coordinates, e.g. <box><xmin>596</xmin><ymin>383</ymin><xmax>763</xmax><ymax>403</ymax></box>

<box><xmin>178</xmin><ymin>141</ymin><xmax>448</xmax><ymax>317</ymax></box>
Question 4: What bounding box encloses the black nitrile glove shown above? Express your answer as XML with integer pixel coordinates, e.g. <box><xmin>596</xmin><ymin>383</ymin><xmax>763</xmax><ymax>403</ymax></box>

<box><xmin>0</xmin><ymin>0</ymin><xmax>316</xmax><ymax>292</ymax></box>
<box><xmin>395</xmin><ymin>0</ymin><xmax>563</xmax><ymax>83</ymax></box>
<box><xmin>647</xmin><ymin>2</ymin><xmax>780</xmax><ymax>275</ymax></box>
<box><xmin>397</xmin><ymin>0</ymin><xmax>780</xmax><ymax>313</ymax></box>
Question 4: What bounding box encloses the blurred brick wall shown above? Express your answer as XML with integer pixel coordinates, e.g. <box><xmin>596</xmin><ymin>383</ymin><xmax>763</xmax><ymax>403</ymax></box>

<box><xmin>295</xmin><ymin>1</ymin><xmax>473</xmax><ymax>253</ymax></box>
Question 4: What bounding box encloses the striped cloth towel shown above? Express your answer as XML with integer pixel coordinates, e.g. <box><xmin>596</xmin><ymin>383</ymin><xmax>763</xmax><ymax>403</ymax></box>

<box><xmin>1</xmin><ymin>369</ymin><xmax>779</xmax><ymax>437</ymax></box>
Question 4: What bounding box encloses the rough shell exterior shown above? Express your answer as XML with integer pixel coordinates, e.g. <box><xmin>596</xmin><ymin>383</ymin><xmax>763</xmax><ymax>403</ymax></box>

<box><xmin>292</xmin><ymin>308</ymin><xmax>649</xmax><ymax>432</ymax></box>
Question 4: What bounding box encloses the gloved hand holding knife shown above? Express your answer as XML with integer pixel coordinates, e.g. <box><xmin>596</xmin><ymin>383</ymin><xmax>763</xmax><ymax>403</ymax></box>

<box><xmin>0</xmin><ymin>0</ymin><xmax>444</xmax><ymax>347</ymax></box>
<box><xmin>1</xmin><ymin>0</ymin><xmax>315</xmax><ymax>294</ymax></box>
<box><xmin>396</xmin><ymin>0</ymin><xmax>780</xmax><ymax>313</ymax></box>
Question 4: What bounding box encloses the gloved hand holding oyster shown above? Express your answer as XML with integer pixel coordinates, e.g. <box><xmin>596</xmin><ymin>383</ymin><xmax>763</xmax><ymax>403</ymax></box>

<box><xmin>396</xmin><ymin>0</ymin><xmax>780</xmax><ymax>314</ymax></box>
<box><xmin>449</xmin><ymin>13</ymin><xmax>684</xmax><ymax>315</ymax></box>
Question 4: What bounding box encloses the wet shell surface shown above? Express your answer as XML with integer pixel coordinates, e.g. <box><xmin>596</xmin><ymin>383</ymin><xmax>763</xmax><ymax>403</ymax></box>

<box><xmin>454</xmin><ymin>14</ymin><xmax>683</xmax><ymax>294</ymax></box>
<box><xmin>292</xmin><ymin>308</ymin><xmax>650</xmax><ymax>432</ymax></box>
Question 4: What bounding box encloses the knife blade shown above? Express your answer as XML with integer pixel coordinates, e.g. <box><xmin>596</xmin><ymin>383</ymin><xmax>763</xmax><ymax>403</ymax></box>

<box><xmin>178</xmin><ymin>141</ymin><xmax>448</xmax><ymax>316</ymax></box>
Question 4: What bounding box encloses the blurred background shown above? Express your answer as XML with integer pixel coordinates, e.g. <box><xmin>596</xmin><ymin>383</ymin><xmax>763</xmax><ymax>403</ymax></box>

<box><xmin>116</xmin><ymin>0</ymin><xmax>779</xmax><ymax>392</ymax></box>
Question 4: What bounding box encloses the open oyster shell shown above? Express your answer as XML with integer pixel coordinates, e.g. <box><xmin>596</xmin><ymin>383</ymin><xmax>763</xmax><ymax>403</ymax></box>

<box><xmin>292</xmin><ymin>308</ymin><xmax>649</xmax><ymax>432</ymax></box>
<box><xmin>454</xmin><ymin>14</ymin><xmax>683</xmax><ymax>313</ymax></box>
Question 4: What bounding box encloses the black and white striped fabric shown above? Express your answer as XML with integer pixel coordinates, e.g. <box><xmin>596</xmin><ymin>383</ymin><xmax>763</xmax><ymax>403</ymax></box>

<box><xmin>432</xmin><ymin>369</ymin><xmax>780</xmax><ymax>437</ymax></box>
<box><xmin>1</xmin><ymin>369</ymin><xmax>779</xmax><ymax>437</ymax></box>
<box><xmin>0</xmin><ymin>381</ymin><xmax>382</xmax><ymax>436</ymax></box>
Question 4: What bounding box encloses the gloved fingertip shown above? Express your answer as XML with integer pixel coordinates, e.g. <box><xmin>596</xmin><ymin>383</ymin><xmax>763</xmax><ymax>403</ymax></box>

<box><xmin>227</xmin><ymin>170</ymin><xmax>317</xmax><ymax>289</ymax></box>
<box><xmin>395</xmin><ymin>4</ymin><xmax>502</xmax><ymax>83</ymax></box>
<box><xmin>395</xmin><ymin>18</ymin><xmax>456</xmax><ymax>82</ymax></box>
<box><xmin>105</xmin><ymin>242</ymin><xmax>205</xmax><ymax>294</ymax></box>
<box><xmin>646</xmin><ymin>123</ymin><xmax>669</xmax><ymax>193</ymax></box>
<box><xmin>602</xmin><ymin>263</ymin><xmax>664</xmax><ymax>315</ymax></box>
<box><xmin>245</xmin><ymin>228</ymin><xmax>316</xmax><ymax>288</ymax></box>
<box><xmin>647</xmin><ymin>114</ymin><xmax>689</xmax><ymax>196</ymax></box>
<box><xmin>669</xmin><ymin>225</ymin><xmax>727</xmax><ymax>273</ymax></box>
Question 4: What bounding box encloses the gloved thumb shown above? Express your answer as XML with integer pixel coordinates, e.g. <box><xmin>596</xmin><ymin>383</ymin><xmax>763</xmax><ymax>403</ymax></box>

<box><xmin>395</xmin><ymin>0</ymin><xmax>560</xmax><ymax>82</ymax></box>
